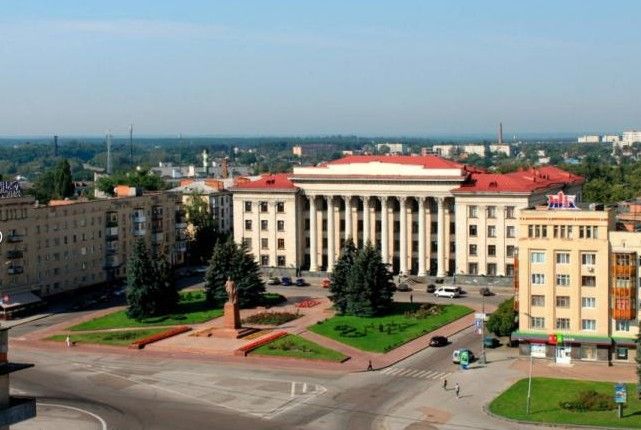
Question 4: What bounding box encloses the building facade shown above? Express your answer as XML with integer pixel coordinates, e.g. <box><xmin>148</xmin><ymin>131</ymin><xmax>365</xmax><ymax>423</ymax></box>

<box><xmin>171</xmin><ymin>179</ymin><xmax>234</xmax><ymax>235</ymax></box>
<box><xmin>232</xmin><ymin>155</ymin><xmax>583</xmax><ymax>277</ymax></box>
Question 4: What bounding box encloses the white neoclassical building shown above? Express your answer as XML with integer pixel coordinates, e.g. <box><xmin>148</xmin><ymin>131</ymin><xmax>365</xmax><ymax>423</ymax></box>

<box><xmin>232</xmin><ymin>155</ymin><xmax>583</xmax><ymax>277</ymax></box>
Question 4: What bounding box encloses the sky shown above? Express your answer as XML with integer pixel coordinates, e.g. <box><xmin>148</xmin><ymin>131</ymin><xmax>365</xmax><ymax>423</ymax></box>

<box><xmin>1</xmin><ymin>1</ymin><xmax>640</xmax><ymax>137</ymax></box>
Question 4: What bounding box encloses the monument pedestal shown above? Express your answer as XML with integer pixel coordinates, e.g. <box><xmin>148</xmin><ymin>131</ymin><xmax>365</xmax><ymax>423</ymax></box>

<box><xmin>213</xmin><ymin>301</ymin><xmax>256</xmax><ymax>339</ymax></box>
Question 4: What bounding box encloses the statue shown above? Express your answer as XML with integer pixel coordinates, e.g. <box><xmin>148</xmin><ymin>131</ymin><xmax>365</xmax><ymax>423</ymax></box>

<box><xmin>225</xmin><ymin>277</ymin><xmax>238</xmax><ymax>305</ymax></box>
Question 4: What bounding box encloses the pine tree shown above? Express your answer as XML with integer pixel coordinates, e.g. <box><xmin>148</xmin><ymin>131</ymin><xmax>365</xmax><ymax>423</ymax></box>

<box><xmin>205</xmin><ymin>238</ymin><xmax>265</xmax><ymax>307</ymax></box>
<box><xmin>329</xmin><ymin>239</ymin><xmax>357</xmax><ymax>314</ymax></box>
<box><xmin>153</xmin><ymin>248</ymin><xmax>178</xmax><ymax>315</ymax></box>
<box><xmin>54</xmin><ymin>159</ymin><xmax>75</xmax><ymax>198</ymax></box>
<box><xmin>126</xmin><ymin>239</ymin><xmax>157</xmax><ymax>319</ymax></box>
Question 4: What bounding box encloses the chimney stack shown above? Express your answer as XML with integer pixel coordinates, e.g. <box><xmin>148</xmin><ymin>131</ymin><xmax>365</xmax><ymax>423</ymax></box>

<box><xmin>498</xmin><ymin>122</ymin><xmax>504</xmax><ymax>145</ymax></box>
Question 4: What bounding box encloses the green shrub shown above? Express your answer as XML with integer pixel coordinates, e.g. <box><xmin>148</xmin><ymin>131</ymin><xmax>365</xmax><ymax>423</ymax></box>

<box><xmin>560</xmin><ymin>390</ymin><xmax>617</xmax><ymax>412</ymax></box>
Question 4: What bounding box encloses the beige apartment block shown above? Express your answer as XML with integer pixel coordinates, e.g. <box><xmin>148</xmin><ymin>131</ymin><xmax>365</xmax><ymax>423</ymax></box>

<box><xmin>232</xmin><ymin>155</ymin><xmax>583</xmax><ymax>277</ymax></box>
<box><xmin>0</xmin><ymin>188</ymin><xmax>187</xmax><ymax>318</ymax></box>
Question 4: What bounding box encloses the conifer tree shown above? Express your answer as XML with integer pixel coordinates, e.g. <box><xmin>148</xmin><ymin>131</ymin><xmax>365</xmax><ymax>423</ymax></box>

<box><xmin>126</xmin><ymin>240</ymin><xmax>157</xmax><ymax>319</ymax></box>
<box><xmin>54</xmin><ymin>159</ymin><xmax>75</xmax><ymax>198</ymax></box>
<box><xmin>329</xmin><ymin>239</ymin><xmax>357</xmax><ymax>314</ymax></box>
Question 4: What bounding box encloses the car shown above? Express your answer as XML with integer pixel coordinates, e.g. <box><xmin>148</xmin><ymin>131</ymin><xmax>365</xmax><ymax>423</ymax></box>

<box><xmin>483</xmin><ymin>336</ymin><xmax>500</xmax><ymax>348</ymax></box>
<box><xmin>452</xmin><ymin>348</ymin><xmax>475</xmax><ymax>364</ymax></box>
<box><xmin>267</xmin><ymin>276</ymin><xmax>281</xmax><ymax>286</ymax></box>
<box><xmin>281</xmin><ymin>277</ymin><xmax>292</xmax><ymax>286</ymax></box>
<box><xmin>429</xmin><ymin>335</ymin><xmax>448</xmax><ymax>347</ymax></box>
<box><xmin>433</xmin><ymin>286</ymin><xmax>460</xmax><ymax>298</ymax></box>
<box><xmin>321</xmin><ymin>278</ymin><xmax>331</xmax><ymax>288</ymax></box>
<box><xmin>426</xmin><ymin>284</ymin><xmax>436</xmax><ymax>293</ymax></box>
<box><xmin>396</xmin><ymin>283</ymin><xmax>412</xmax><ymax>292</ymax></box>
<box><xmin>295</xmin><ymin>278</ymin><xmax>306</xmax><ymax>287</ymax></box>
<box><xmin>479</xmin><ymin>287</ymin><xmax>493</xmax><ymax>296</ymax></box>
<box><xmin>193</xmin><ymin>266</ymin><xmax>208</xmax><ymax>274</ymax></box>
<box><xmin>435</xmin><ymin>278</ymin><xmax>445</xmax><ymax>284</ymax></box>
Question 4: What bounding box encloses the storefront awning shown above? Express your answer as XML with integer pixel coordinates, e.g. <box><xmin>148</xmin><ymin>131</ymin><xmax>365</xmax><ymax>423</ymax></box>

<box><xmin>613</xmin><ymin>337</ymin><xmax>637</xmax><ymax>347</ymax></box>
<box><xmin>511</xmin><ymin>331</ymin><xmax>548</xmax><ymax>342</ymax></box>
<box><xmin>0</xmin><ymin>292</ymin><xmax>42</xmax><ymax>310</ymax></box>
<box><xmin>512</xmin><ymin>331</ymin><xmax>612</xmax><ymax>346</ymax></box>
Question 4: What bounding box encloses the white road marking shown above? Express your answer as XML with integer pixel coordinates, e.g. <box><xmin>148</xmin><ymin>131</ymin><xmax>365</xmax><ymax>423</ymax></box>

<box><xmin>290</xmin><ymin>381</ymin><xmax>296</xmax><ymax>397</ymax></box>
<box><xmin>38</xmin><ymin>402</ymin><xmax>108</xmax><ymax>430</ymax></box>
<box><xmin>415</xmin><ymin>370</ymin><xmax>430</xmax><ymax>378</ymax></box>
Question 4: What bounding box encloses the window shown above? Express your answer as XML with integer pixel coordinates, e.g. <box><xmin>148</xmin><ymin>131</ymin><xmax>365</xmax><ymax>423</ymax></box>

<box><xmin>581</xmin><ymin>276</ymin><xmax>596</xmax><ymax>287</ymax></box>
<box><xmin>531</xmin><ymin>295</ymin><xmax>545</xmax><ymax>306</ymax></box>
<box><xmin>581</xmin><ymin>345</ymin><xmax>598</xmax><ymax>360</ymax></box>
<box><xmin>276</xmin><ymin>202</ymin><xmax>285</xmax><ymax>213</ymax></box>
<box><xmin>469</xmin><ymin>244</ymin><xmax>477</xmax><ymax>256</ymax></box>
<box><xmin>260</xmin><ymin>255</ymin><xmax>269</xmax><ymax>266</ymax></box>
<box><xmin>277</xmin><ymin>238</ymin><xmax>285</xmax><ymax>250</ymax></box>
<box><xmin>244</xmin><ymin>220</ymin><xmax>252</xmax><ymax>231</ymax></box>
<box><xmin>259</xmin><ymin>201</ymin><xmax>268</xmax><ymax>213</ymax></box>
<box><xmin>581</xmin><ymin>319</ymin><xmax>596</xmax><ymax>331</ymax></box>
<box><xmin>581</xmin><ymin>297</ymin><xmax>596</xmax><ymax>308</ymax></box>
<box><xmin>242</xmin><ymin>238</ymin><xmax>252</xmax><ymax>248</ymax></box>
<box><xmin>487</xmin><ymin>263</ymin><xmax>497</xmax><ymax>275</ymax></box>
<box><xmin>581</xmin><ymin>253</ymin><xmax>596</xmax><ymax>265</ymax></box>
<box><xmin>556</xmin><ymin>296</ymin><xmax>570</xmax><ymax>307</ymax></box>
<box><xmin>261</xmin><ymin>238</ymin><xmax>268</xmax><ymax>250</ymax></box>
<box><xmin>530</xmin><ymin>251</ymin><xmax>545</xmax><ymax>263</ymax></box>
<box><xmin>506</xmin><ymin>206</ymin><xmax>515</xmax><ymax>219</ymax></box>
<box><xmin>244</xmin><ymin>201</ymin><xmax>252</xmax><ymax>212</ymax></box>
<box><xmin>556</xmin><ymin>253</ymin><xmax>570</xmax><ymax>264</ymax></box>
<box><xmin>506</xmin><ymin>264</ymin><xmax>515</xmax><ymax>276</ymax></box>
<box><xmin>556</xmin><ymin>274</ymin><xmax>570</xmax><ymax>286</ymax></box>
<box><xmin>487</xmin><ymin>206</ymin><xmax>496</xmax><ymax>218</ymax></box>
<box><xmin>616</xmin><ymin>347</ymin><xmax>629</xmax><ymax>360</ymax></box>
<box><xmin>277</xmin><ymin>220</ymin><xmax>285</xmax><ymax>231</ymax></box>
<box><xmin>531</xmin><ymin>273</ymin><xmax>545</xmax><ymax>285</ymax></box>
<box><xmin>615</xmin><ymin>320</ymin><xmax>630</xmax><ymax>331</ymax></box>
<box><xmin>468</xmin><ymin>263</ymin><xmax>478</xmax><ymax>274</ymax></box>
<box><xmin>488</xmin><ymin>245</ymin><xmax>496</xmax><ymax>256</ymax></box>
<box><xmin>487</xmin><ymin>225</ymin><xmax>496</xmax><ymax>238</ymax></box>
<box><xmin>555</xmin><ymin>318</ymin><xmax>570</xmax><ymax>330</ymax></box>
<box><xmin>506</xmin><ymin>226</ymin><xmax>515</xmax><ymax>238</ymax></box>
<box><xmin>260</xmin><ymin>220</ymin><xmax>268</xmax><ymax>231</ymax></box>
<box><xmin>468</xmin><ymin>206</ymin><xmax>478</xmax><ymax>218</ymax></box>
<box><xmin>277</xmin><ymin>256</ymin><xmax>286</xmax><ymax>267</ymax></box>
<box><xmin>506</xmin><ymin>245</ymin><xmax>515</xmax><ymax>258</ymax></box>
<box><xmin>469</xmin><ymin>225</ymin><xmax>477</xmax><ymax>236</ymax></box>
<box><xmin>530</xmin><ymin>317</ymin><xmax>545</xmax><ymax>329</ymax></box>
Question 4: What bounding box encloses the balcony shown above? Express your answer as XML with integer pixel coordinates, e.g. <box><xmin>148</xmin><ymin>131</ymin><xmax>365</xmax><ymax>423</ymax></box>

<box><xmin>6</xmin><ymin>250</ymin><xmax>23</xmax><ymax>259</ymax></box>
<box><xmin>175</xmin><ymin>241</ymin><xmax>187</xmax><ymax>252</ymax></box>
<box><xmin>133</xmin><ymin>228</ymin><xmax>146</xmax><ymax>237</ymax></box>
<box><xmin>106</xmin><ymin>244</ymin><xmax>118</xmax><ymax>254</ymax></box>
<box><xmin>151</xmin><ymin>232</ymin><xmax>164</xmax><ymax>243</ymax></box>
<box><xmin>133</xmin><ymin>214</ymin><xmax>146</xmax><ymax>223</ymax></box>
<box><xmin>175</xmin><ymin>222</ymin><xmax>187</xmax><ymax>230</ymax></box>
<box><xmin>105</xmin><ymin>256</ymin><xmax>121</xmax><ymax>268</ymax></box>
<box><xmin>7</xmin><ymin>266</ymin><xmax>23</xmax><ymax>275</ymax></box>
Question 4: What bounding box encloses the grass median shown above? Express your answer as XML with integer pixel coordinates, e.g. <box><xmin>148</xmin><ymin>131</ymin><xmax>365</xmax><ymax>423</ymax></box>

<box><xmin>309</xmin><ymin>302</ymin><xmax>472</xmax><ymax>353</ymax></box>
<box><xmin>251</xmin><ymin>334</ymin><xmax>347</xmax><ymax>362</ymax></box>
<box><xmin>489</xmin><ymin>377</ymin><xmax>641</xmax><ymax>428</ymax></box>
<box><xmin>49</xmin><ymin>328</ymin><xmax>166</xmax><ymax>347</ymax></box>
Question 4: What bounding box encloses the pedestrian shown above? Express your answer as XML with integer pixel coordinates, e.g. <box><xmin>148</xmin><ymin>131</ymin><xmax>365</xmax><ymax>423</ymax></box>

<box><xmin>367</xmin><ymin>360</ymin><xmax>373</xmax><ymax>371</ymax></box>
<box><xmin>410</xmin><ymin>293</ymin><xmax>413</xmax><ymax>305</ymax></box>
<box><xmin>442</xmin><ymin>378</ymin><xmax>447</xmax><ymax>390</ymax></box>
<box><xmin>65</xmin><ymin>335</ymin><xmax>71</xmax><ymax>348</ymax></box>
<box><xmin>455</xmin><ymin>383</ymin><xmax>460</xmax><ymax>399</ymax></box>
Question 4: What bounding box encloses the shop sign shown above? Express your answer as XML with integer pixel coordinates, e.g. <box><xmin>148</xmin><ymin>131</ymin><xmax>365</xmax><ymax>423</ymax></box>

<box><xmin>547</xmin><ymin>191</ymin><xmax>577</xmax><ymax>210</ymax></box>
<box><xmin>615</xmin><ymin>383</ymin><xmax>627</xmax><ymax>404</ymax></box>
<box><xmin>0</xmin><ymin>181</ymin><xmax>22</xmax><ymax>199</ymax></box>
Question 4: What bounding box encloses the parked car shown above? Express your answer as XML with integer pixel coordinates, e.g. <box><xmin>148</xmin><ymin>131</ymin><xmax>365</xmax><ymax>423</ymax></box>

<box><xmin>267</xmin><ymin>276</ymin><xmax>281</xmax><ymax>286</ymax></box>
<box><xmin>426</xmin><ymin>284</ymin><xmax>436</xmax><ymax>293</ymax></box>
<box><xmin>396</xmin><ymin>283</ymin><xmax>412</xmax><ymax>292</ymax></box>
<box><xmin>434</xmin><ymin>286</ymin><xmax>460</xmax><ymax>298</ymax></box>
<box><xmin>295</xmin><ymin>278</ymin><xmax>306</xmax><ymax>287</ymax></box>
<box><xmin>321</xmin><ymin>278</ymin><xmax>331</xmax><ymax>288</ymax></box>
<box><xmin>435</xmin><ymin>278</ymin><xmax>445</xmax><ymax>284</ymax></box>
<box><xmin>452</xmin><ymin>348</ymin><xmax>475</xmax><ymax>364</ymax></box>
<box><xmin>479</xmin><ymin>287</ymin><xmax>493</xmax><ymax>296</ymax></box>
<box><xmin>429</xmin><ymin>335</ymin><xmax>448</xmax><ymax>347</ymax></box>
<box><xmin>281</xmin><ymin>277</ymin><xmax>292</xmax><ymax>286</ymax></box>
<box><xmin>483</xmin><ymin>336</ymin><xmax>500</xmax><ymax>348</ymax></box>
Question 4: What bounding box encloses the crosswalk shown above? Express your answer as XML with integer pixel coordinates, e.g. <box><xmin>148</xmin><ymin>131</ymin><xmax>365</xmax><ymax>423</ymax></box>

<box><xmin>380</xmin><ymin>366</ymin><xmax>450</xmax><ymax>380</ymax></box>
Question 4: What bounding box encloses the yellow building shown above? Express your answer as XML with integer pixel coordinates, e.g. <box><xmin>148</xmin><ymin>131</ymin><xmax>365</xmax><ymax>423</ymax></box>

<box><xmin>515</xmin><ymin>197</ymin><xmax>639</xmax><ymax>365</ymax></box>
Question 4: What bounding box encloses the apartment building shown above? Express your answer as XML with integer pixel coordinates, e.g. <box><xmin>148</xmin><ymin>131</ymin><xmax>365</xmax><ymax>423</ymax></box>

<box><xmin>232</xmin><ymin>155</ymin><xmax>583</xmax><ymax>277</ymax></box>
<box><xmin>515</xmin><ymin>200</ymin><xmax>640</xmax><ymax>365</ymax></box>
<box><xmin>170</xmin><ymin>178</ymin><xmax>234</xmax><ymax>235</ymax></box>
<box><xmin>0</xmin><ymin>184</ymin><xmax>187</xmax><ymax>318</ymax></box>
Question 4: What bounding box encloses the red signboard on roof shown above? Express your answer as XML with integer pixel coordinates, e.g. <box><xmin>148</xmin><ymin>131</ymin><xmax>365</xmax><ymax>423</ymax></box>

<box><xmin>547</xmin><ymin>191</ymin><xmax>577</xmax><ymax>210</ymax></box>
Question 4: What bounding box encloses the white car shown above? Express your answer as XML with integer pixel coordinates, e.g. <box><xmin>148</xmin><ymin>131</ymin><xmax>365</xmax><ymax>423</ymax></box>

<box><xmin>433</xmin><ymin>287</ymin><xmax>460</xmax><ymax>298</ymax></box>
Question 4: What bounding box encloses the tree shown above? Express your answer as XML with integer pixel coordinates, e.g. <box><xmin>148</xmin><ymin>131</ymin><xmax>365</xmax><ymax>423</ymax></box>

<box><xmin>486</xmin><ymin>297</ymin><xmax>518</xmax><ymax>337</ymax></box>
<box><xmin>205</xmin><ymin>239</ymin><xmax>265</xmax><ymax>307</ymax></box>
<box><xmin>53</xmin><ymin>159</ymin><xmax>75</xmax><ymax>198</ymax></box>
<box><xmin>153</xmin><ymin>248</ymin><xmax>179</xmax><ymax>315</ymax></box>
<box><xmin>329</xmin><ymin>239</ymin><xmax>357</xmax><ymax>314</ymax></box>
<box><xmin>184</xmin><ymin>193</ymin><xmax>220</xmax><ymax>263</ymax></box>
<box><xmin>126</xmin><ymin>240</ymin><xmax>158</xmax><ymax>319</ymax></box>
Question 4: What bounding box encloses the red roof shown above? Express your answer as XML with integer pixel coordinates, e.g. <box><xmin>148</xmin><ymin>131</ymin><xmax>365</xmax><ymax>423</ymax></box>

<box><xmin>454</xmin><ymin>166</ymin><xmax>583</xmax><ymax>194</ymax></box>
<box><xmin>232</xmin><ymin>173</ymin><xmax>296</xmax><ymax>190</ymax></box>
<box><xmin>323</xmin><ymin>155</ymin><xmax>464</xmax><ymax>169</ymax></box>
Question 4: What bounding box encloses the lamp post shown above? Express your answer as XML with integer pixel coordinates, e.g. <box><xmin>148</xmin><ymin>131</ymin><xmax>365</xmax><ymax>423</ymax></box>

<box><xmin>479</xmin><ymin>292</ymin><xmax>486</xmax><ymax>365</ymax></box>
<box><xmin>526</xmin><ymin>352</ymin><xmax>533</xmax><ymax>414</ymax></box>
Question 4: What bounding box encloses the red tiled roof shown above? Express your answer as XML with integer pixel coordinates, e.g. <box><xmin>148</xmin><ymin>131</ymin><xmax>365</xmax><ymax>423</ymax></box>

<box><xmin>322</xmin><ymin>155</ymin><xmax>464</xmax><ymax>169</ymax></box>
<box><xmin>232</xmin><ymin>173</ymin><xmax>296</xmax><ymax>190</ymax></box>
<box><xmin>453</xmin><ymin>166</ymin><xmax>584</xmax><ymax>194</ymax></box>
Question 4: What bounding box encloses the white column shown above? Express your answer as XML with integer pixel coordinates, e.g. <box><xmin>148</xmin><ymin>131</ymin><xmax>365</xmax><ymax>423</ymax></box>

<box><xmin>344</xmin><ymin>195</ymin><xmax>352</xmax><ymax>241</ymax></box>
<box><xmin>399</xmin><ymin>197</ymin><xmax>407</xmax><ymax>274</ymax></box>
<box><xmin>309</xmin><ymin>195</ymin><xmax>318</xmax><ymax>272</ymax></box>
<box><xmin>437</xmin><ymin>197</ymin><xmax>446</xmax><ymax>277</ymax></box>
<box><xmin>418</xmin><ymin>197</ymin><xmax>426</xmax><ymax>276</ymax></box>
<box><xmin>362</xmin><ymin>196</ymin><xmax>370</xmax><ymax>245</ymax></box>
<box><xmin>380</xmin><ymin>196</ymin><xmax>389</xmax><ymax>264</ymax></box>
<box><xmin>327</xmin><ymin>196</ymin><xmax>335</xmax><ymax>272</ymax></box>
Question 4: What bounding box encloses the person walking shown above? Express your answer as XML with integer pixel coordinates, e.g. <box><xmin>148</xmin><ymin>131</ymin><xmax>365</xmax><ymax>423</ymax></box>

<box><xmin>455</xmin><ymin>383</ymin><xmax>460</xmax><ymax>399</ymax></box>
<box><xmin>367</xmin><ymin>360</ymin><xmax>373</xmax><ymax>371</ymax></box>
<box><xmin>442</xmin><ymin>378</ymin><xmax>447</xmax><ymax>390</ymax></box>
<box><xmin>410</xmin><ymin>293</ymin><xmax>414</xmax><ymax>305</ymax></box>
<box><xmin>65</xmin><ymin>335</ymin><xmax>71</xmax><ymax>348</ymax></box>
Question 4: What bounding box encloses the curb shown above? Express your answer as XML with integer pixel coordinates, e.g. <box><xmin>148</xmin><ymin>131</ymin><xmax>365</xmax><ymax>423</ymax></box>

<box><xmin>2</xmin><ymin>313</ymin><xmax>53</xmax><ymax>329</ymax></box>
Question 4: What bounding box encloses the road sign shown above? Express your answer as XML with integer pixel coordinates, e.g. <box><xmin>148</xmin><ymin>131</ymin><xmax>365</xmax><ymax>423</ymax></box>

<box><xmin>615</xmin><ymin>383</ymin><xmax>627</xmax><ymax>404</ymax></box>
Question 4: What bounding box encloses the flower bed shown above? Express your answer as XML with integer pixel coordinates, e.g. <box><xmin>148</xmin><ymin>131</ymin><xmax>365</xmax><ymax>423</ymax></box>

<box><xmin>129</xmin><ymin>325</ymin><xmax>191</xmax><ymax>349</ymax></box>
<box><xmin>296</xmin><ymin>299</ymin><xmax>321</xmax><ymax>308</ymax></box>
<box><xmin>234</xmin><ymin>330</ymin><xmax>288</xmax><ymax>356</ymax></box>
<box><xmin>243</xmin><ymin>311</ymin><xmax>300</xmax><ymax>326</ymax></box>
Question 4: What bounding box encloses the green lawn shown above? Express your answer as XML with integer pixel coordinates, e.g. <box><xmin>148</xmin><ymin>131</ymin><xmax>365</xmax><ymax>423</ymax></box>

<box><xmin>490</xmin><ymin>377</ymin><xmax>641</xmax><ymax>428</ymax></box>
<box><xmin>49</xmin><ymin>328</ymin><xmax>166</xmax><ymax>346</ymax></box>
<box><xmin>308</xmin><ymin>303</ymin><xmax>472</xmax><ymax>352</ymax></box>
<box><xmin>70</xmin><ymin>291</ymin><xmax>222</xmax><ymax>331</ymax></box>
<box><xmin>251</xmin><ymin>334</ymin><xmax>347</xmax><ymax>362</ymax></box>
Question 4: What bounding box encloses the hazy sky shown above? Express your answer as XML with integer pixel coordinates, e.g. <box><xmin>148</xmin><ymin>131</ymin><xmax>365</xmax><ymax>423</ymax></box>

<box><xmin>1</xmin><ymin>1</ymin><xmax>640</xmax><ymax>137</ymax></box>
